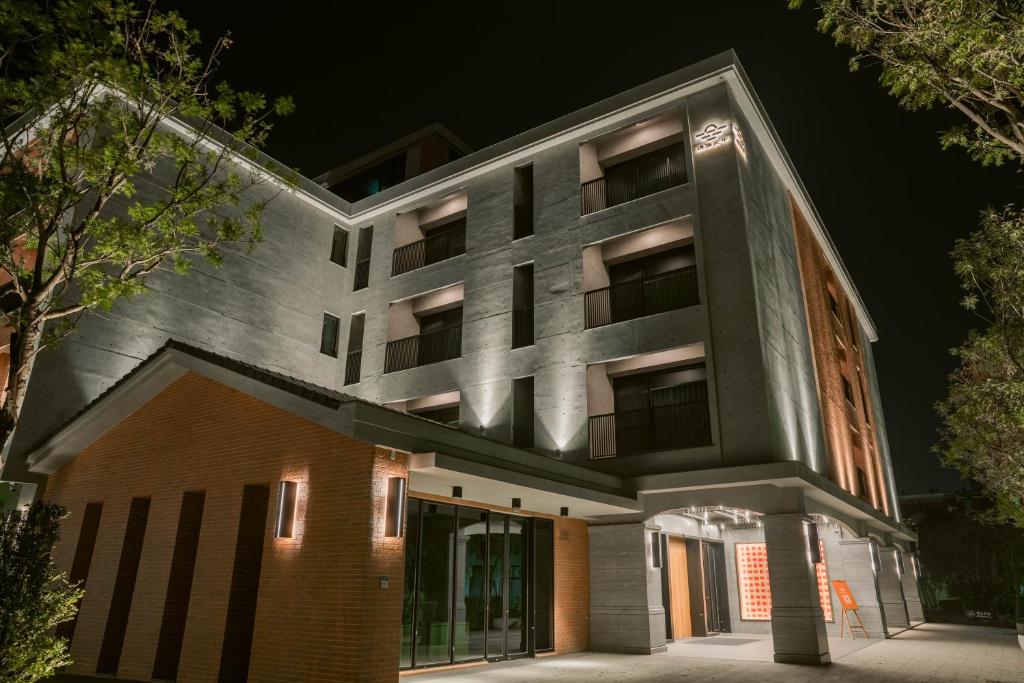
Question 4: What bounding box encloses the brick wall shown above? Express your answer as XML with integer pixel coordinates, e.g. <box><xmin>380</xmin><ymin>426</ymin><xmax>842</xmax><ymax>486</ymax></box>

<box><xmin>45</xmin><ymin>371</ymin><xmax>408</xmax><ymax>682</ymax></box>
<box><xmin>790</xmin><ymin>198</ymin><xmax>890</xmax><ymax>516</ymax></box>
<box><xmin>410</xmin><ymin>491</ymin><xmax>591</xmax><ymax>654</ymax></box>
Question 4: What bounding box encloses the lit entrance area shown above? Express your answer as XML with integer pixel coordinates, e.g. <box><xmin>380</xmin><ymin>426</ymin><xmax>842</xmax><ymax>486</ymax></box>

<box><xmin>660</xmin><ymin>535</ymin><xmax>731</xmax><ymax>641</ymax></box>
<box><xmin>400</xmin><ymin>498</ymin><xmax>554</xmax><ymax>670</ymax></box>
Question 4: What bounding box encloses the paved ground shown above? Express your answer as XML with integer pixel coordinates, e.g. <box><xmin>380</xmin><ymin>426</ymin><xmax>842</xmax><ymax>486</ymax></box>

<box><xmin>407</xmin><ymin>623</ymin><xmax>1024</xmax><ymax>682</ymax></box>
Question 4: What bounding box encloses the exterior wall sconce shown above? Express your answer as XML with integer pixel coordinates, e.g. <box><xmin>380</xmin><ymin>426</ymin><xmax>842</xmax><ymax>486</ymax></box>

<box><xmin>802</xmin><ymin>520</ymin><xmax>821</xmax><ymax>565</ymax></box>
<box><xmin>275</xmin><ymin>480</ymin><xmax>298</xmax><ymax>538</ymax></box>
<box><xmin>894</xmin><ymin>549</ymin><xmax>905</xmax><ymax>578</ymax></box>
<box><xmin>452</xmin><ymin>486</ymin><xmax>463</xmax><ymax>499</ymax></box>
<box><xmin>911</xmin><ymin>553</ymin><xmax>921</xmax><ymax>579</ymax></box>
<box><xmin>384</xmin><ymin>477</ymin><xmax>407</xmax><ymax>538</ymax></box>
<box><xmin>560</xmin><ymin>506</ymin><xmax>569</xmax><ymax>517</ymax></box>
<box><xmin>650</xmin><ymin>531</ymin><xmax>663</xmax><ymax>568</ymax></box>
<box><xmin>511</xmin><ymin>498</ymin><xmax>521</xmax><ymax>511</ymax></box>
<box><xmin>869</xmin><ymin>540</ymin><xmax>880</xmax><ymax>575</ymax></box>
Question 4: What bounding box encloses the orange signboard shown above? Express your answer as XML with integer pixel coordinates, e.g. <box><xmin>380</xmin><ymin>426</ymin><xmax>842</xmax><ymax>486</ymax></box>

<box><xmin>832</xmin><ymin>580</ymin><xmax>858</xmax><ymax>610</ymax></box>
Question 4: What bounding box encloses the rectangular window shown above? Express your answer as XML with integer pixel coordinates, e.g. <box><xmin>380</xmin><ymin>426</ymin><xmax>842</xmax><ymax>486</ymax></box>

<box><xmin>353</xmin><ymin>226</ymin><xmax>373</xmax><ymax>290</ymax></box>
<box><xmin>856</xmin><ymin>467</ymin><xmax>870</xmax><ymax>501</ymax></box>
<box><xmin>828</xmin><ymin>291</ymin><xmax>841</xmax><ymax>320</ymax></box>
<box><xmin>97</xmin><ymin>497</ymin><xmax>151</xmax><ymax>674</ymax></box>
<box><xmin>841</xmin><ymin>376</ymin><xmax>856</xmax><ymax>405</ymax></box>
<box><xmin>56</xmin><ymin>502</ymin><xmax>103</xmax><ymax>645</ymax></box>
<box><xmin>512</xmin><ymin>376</ymin><xmax>534</xmax><ymax>448</ymax></box>
<box><xmin>330</xmin><ymin>225</ymin><xmax>349</xmax><ymax>266</ymax></box>
<box><xmin>320</xmin><ymin>313</ymin><xmax>340</xmax><ymax>357</ymax></box>
<box><xmin>512</xmin><ymin>263</ymin><xmax>534</xmax><ymax>349</ymax></box>
<box><xmin>153</xmin><ymin>491</ymin><xmax>206</xmax><ymax>680</ymax></box>
<box><xmin>344</xmin><ymin>313</ymin><xmax>365</xmax><ymax>385</ymax></box>
<box><xmin>857</xmin><ymin>371</ymin><xmax>870</xmax><ymax>420</ymax></box>
<box><xmin>218</xmin><ymin>484</ymin><xmax>271</xmax><ymax>682</ymax></box>
<box><xmin>513</xmin><ymin>164</ymin><xmax>534</xmax><ymax>240</ymax></box>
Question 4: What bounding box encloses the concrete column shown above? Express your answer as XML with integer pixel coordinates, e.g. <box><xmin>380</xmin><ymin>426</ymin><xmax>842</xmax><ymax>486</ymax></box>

<box><xmin>877</xmin><ymin>546</ymin><xmax>910</xmax><ymax>630</ymax></box>
<box><xmin>762</xmin><ymin>513</ymin><xmax>830</xmax><ymax>664</ymax></box>
<box><xmin>588</xmin><ymin>523</ymin><xmax>667</xmax><ymax>654</ymax></box>
<box><xmin>900</xmin><ymin>553</ymin><xmax>925</xmax><ymax>622</ymax></box>
<box><xmin>837</xmin><ymin>539</ymin><xmax>887</xmax><ymax>638</ymax></box>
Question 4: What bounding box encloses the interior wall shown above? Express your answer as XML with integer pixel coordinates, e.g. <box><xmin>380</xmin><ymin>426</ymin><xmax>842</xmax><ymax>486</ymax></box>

<box><xmin>581</xmin><ymin>245</ymin><xmax>608</xmax><ymax>292</ymax></box>
<box><xmin>386</xmin><ymin>300</ymin><xmax>418</xmax><ymax>341</ymax></box>
<box><xmin>393</xmin><ymin>212</ymin><xmax>423</xmax><ymax>249</ymax></box>
<box><xmin>601</xmin><ymin>220</ymin><xmax>694</xmax><ymax>265</ymax></box>
<box><xmin>578</xmin><ymin>142</ymin><xmax>602</xmax><ymax>184</ymax></box>
<box><xmin>411</xmin><ymin>283</ymin><xmax>465</xmax><ymax>316</ymax></box>
<box><xmin>419</xmin><ymin>193</ymin><xmax>467</xmax><ymax>229</ymax></box>
<box><xmin>597</xmin><ymin>114</ymin><xmax>685</xmax><ymax>166</ymax></box>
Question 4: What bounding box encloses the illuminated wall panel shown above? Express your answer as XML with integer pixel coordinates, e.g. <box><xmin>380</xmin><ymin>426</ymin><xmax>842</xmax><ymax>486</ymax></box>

<box><xmin>736</xmin><ymin>541</ymin><xmax>833</xmax><ymax>622</ymax></box>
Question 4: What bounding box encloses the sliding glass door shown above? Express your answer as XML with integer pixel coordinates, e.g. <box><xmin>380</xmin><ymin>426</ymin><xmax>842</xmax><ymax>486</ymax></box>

<box><xmin>400</xmin><ymin>500</ymin><xmax>554</xmax><ymax>670</ymax></box>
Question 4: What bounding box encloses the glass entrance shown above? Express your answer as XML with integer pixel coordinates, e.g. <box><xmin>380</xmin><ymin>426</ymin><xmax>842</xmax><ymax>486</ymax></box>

<box><xmin>701</xmin><ymin>541</ymin><xmax>731</xmax><ymax>634</ymax></box>
<box><xmin>400</xmin><ymin>499</ymin><xmax>554</xmax><ymax>670</ymax></box>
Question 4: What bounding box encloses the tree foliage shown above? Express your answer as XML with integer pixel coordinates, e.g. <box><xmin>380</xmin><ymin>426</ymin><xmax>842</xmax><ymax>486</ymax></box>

<box><xmin>0</xmin><ymin>502</ymin><xmax>82</xmax><ymax>683</ymax></box>
<box><xmin>795</xmin><ymin>0</ymin><xmax>1024</xmax><ymax>527</ymax></box>
<box><xmin>0</xmin><ymin>0</ymin><xmax>294</xmax><ymax>457</ymax></box>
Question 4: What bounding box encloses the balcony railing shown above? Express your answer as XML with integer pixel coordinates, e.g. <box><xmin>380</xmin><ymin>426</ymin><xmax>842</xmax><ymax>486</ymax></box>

<box><xmin>513</xmin><ymin>204</ymin><xmax>533</xmax><ymax>240</ymax></box>
<box><xmin>353</xmin><ymin>258</ymin><xmax>370</xmax><ymax>290</ymax></box>
<box><xmin>344</xmin><ymin>349</ymin><xmax>362</xmax><ymax>385</ymax></box>
<box><xmin>391</xmin><ymin>219</ymin><xmax>466</xmax><ymax>276</ymax></box>
<box><xmin>585</xmin><ymin>265</ymin><xmax>698</xmax><ymax>329</ymax></box>
<box><xmin>580</xmin><ymin>144</ymin><xmax>687</xmax><ymax>215</ymax></box>
<box><xmin>384</xmin><ymin>325</ymin><xmax>462</xmax><ymax>373</ymax></box>
<box><xmin>512</xmin><ymin>306</ymin><xmax>534</xmax><ymax>348</ymax></box>
<box><xmin>588</xmin><ymin>381</ymin><xmax>711</xmax><ymax>458</ymax></box>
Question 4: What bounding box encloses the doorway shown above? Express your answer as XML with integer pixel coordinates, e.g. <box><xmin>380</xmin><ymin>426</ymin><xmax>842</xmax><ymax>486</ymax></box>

<box><xmin>667</xmin><ymin>537</ymin><xmax>692</xmax><ymax>638</ymax></box>
<box><xmin>661</xmin><ymin>536</ymin><xmax>731</xmax><ymax>640</ymax></box>
<box><xmin>400</xmin><ymin>499</ymin><xmax>554</xmax><ymax>670</ymax></box>
<box><xmin>702</xmin><ymin>541</ymin><xmax>731</xmax><ymax>634</ymax></box>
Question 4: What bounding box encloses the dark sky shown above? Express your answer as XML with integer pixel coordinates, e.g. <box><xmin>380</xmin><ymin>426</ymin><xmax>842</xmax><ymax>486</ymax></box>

<box><xmin>169</xmin><ymin>1</ymin><xmax>1021</xmax><ymax>494</ymax></box>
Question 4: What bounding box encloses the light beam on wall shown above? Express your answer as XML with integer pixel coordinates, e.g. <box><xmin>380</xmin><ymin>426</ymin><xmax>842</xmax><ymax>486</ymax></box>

<box><xmin>275</xmin><ymin>481</ymin><xmax>298</xmax><ymax>539</ymax></box>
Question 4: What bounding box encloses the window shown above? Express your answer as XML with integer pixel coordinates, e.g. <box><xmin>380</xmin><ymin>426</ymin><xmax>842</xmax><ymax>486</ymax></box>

<box><xmin>857</xmin><ymin>371</ymin><xmax>870</xmax><ymax>420</ymax></box>
<box><xmin>512</xmin><ymin>263</ymin><xmax>534</xmax><ymax>348</ymax></box>
<box><xmin>828</xmin><ymin>291</ymin><xmax>841</xmax><ymax>320</ymax></box>
<box><xmin>353</xmin><ymin>226</ymin><xmax>373</xmax><ymax>290</ymax></box>
<box><xmin>513</xmin><ymin>164</ymin><xmax>534</xmax><ymax>240</ymax></box>
<box><xmin>512</xmin><ymin>376</ymin><xmax>534</xmax><ymax>448</ymax></box>
<box><xmin>841</xmin><ymin>375</ymin><xmax>855</xmax><ymax>406</ymax></box>
<box><xmin>856</xmin><ymin>467</ymin><xmax>870</xmax><ymax>501</ymax></box>
<box><xmin>330</xmin><ymin>226</ymin><xmax>349</xmax><ymax>267</ymax></box>
<box><xmin>344</xmin><ymin>313</ymin><xmax>365</xmax><ymax>385</ymax></box>
<box><xmin>320</xmin><ymin>313</ymin><xmax>340</xmax><ymax>357</ymax></box>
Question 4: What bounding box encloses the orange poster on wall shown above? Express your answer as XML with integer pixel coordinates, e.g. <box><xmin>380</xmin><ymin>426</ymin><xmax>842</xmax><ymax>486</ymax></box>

<box><xmin>832</xmin><ymin>580</ymin><xmax>858</xmax><ymax>610</ymax></box>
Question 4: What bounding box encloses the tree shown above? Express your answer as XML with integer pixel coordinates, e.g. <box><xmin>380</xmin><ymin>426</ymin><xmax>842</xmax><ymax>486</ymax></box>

<box><xmin>0</xmin><ymin>502</ymin><xmax>82</xmax><ymax>682</ymax></box>
<box><xmin>794</xmin><ymin>0</ymin><xmax>1024</xmax><ymax>526</ymax></box>
<box><xmin>0</xmin><ymin>0</ymin><xmax>294</xmax><ymax>461</ymax></box>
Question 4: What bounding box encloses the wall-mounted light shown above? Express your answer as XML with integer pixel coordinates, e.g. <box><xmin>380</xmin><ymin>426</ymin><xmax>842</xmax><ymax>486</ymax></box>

<box><xmin>384</xmin><ymin>477</ymin><xmax>407</xmax><ymax>538</ymax></box>
<box><xmin>894</xmin><ymin>549</ymin><xmax>905</xmax><ymax>578</ymax></box>
<box><xmin>511</xmin><ymin>497</ymin><xmax>522</xmax><ymax>511</ymax></box>
<box><xmin>651</xmin><ymin>531</ymin><xmax>662</xmax><ymax>568</ymax></box>
<box><xmin>803</xmin><ymin>520</ymin><xmax>821</xmax><ymax>565</ymax></box>
<box><xmin>560</xmin><ymin>507</ymin><xmax>569</xmax><ymax>517</ymax></box>
<box><xmin>554</xmin><ymin>449</ymin><xmax>562</xmax><ymax>459</ymax></box>
<box><xmin>452</xmin><ymin>486</ymin><xmax>463</xmax><ymax>499</ymax></box>
<box><xmin>869</xmin><ymin>540</ymin><xmax>880</xmax><ymax>575</ymax></box>
<box><xmin>911</xmin><ymin>553</ymin><xmax>921</xmax><ymax>579</ymax></box>
<box><xmin>275</xmin><ymin>481</ymin><xmax>298</xmax><ymax>538</ymax></box>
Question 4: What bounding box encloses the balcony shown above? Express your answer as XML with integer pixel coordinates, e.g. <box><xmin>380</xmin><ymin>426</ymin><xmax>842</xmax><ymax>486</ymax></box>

<box><xmin>585</xmin><ymin>265</ymin><xmax>698</xmax><ymax>329</ymax></box>
<box><xmin>344</xmin><ymin>349</ymin><xmax>362</xmax><ymax>385</ymax></box>
<box><xmin>512</xmin><ymin>306</ymin><xmax>533</xmax><ymax>349</ymax></box>
<box><xmin>384</xmin><ymin>324</ymin><xmax>462</xmax><ymax>373</ymax></box>
<box><xmin>353</xmin><ymin>258</ymin><xmax>370</xmax><ymax>290</ymax></box>
<box><xmin>391</xmin><ymin>219</ymin><xmax>466</xmax><ymax>276</ymax></box>
<box><xmin>581</xmin><ymin>143</ymin><xmax>687</xmax><ymax>215</ymax></box>
<box><xmin>588</xmin><ymin>379</ymin><xmax>711</xmax><ymax>458</ymax></box>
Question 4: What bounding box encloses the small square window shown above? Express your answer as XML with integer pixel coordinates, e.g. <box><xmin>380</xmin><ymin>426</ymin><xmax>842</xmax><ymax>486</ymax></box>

<box><xmin>320</xmin><ymin>313</ymin><xmax>340</xmax><ymax>357</ymax></box>
<box><xmin>330</xmin><ymin>226</ymin><xmax>349</xmax><ymax>267</ymax></box>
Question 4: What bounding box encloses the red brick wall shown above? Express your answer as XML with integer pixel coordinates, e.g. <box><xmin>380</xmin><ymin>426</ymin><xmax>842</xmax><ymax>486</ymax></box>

<box><xmin>790</xmin><ymin>198</ymin><xmax>890</xmax><ymax>516</ymax></box>
<box><xmin>45</xmin><ymin>372</ymin><xmax>408</xmax><ymax>682</ymax></box>
<box><xmin>410</xmin><ymin>491</ymin><xmax>591</xmax><ymax>654</ymax></box>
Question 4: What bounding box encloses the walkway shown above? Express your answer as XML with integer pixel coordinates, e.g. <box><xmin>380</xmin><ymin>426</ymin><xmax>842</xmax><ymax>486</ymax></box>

<box><xmin>406</xmin><ymin>623</ymin><xmax>1023</xmax><ymax>682</ymax></box>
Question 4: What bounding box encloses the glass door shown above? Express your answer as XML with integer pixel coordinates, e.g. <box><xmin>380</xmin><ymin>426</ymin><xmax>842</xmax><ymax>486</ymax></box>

<box><xmin>486</xmin><ymin>513</ymin><xmax>507</xmax><ymax>661</ymax></box>
<box><xmin>506</xmin><ymin>516</ymin><xmax>528</xmax><ymax>658</ymax></box>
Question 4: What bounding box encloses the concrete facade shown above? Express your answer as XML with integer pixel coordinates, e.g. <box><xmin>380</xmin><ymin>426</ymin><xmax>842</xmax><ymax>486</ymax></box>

<box><xmin>11</xmin><ymin>51</ymin><xmax>925</xmax><ymax>676</ymax></box>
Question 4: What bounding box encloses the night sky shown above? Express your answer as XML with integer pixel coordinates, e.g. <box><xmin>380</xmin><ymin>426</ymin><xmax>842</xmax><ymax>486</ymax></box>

<box><xmin>169</xmin><ymin>1</ymin><xmax>1021</xmax><ymax>494</ymax></box>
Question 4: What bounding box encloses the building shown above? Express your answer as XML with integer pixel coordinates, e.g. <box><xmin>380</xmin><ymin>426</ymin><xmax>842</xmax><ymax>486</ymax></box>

<box><xmin>6</xmin><ymin>51</ymin><xmax>924</xmax><ymax>681</ymax></box>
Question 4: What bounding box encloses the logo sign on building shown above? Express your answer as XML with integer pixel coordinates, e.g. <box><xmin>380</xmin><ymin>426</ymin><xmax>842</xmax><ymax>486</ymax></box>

<box><xmin>694</xmin><ymin>122</ymin><xmax>732</xmax><ymax>153</ymax></box>
<box><xmin>832</xmin><ymin>580</ymin><xmax>858</xmax><ymax>611</ymax></box>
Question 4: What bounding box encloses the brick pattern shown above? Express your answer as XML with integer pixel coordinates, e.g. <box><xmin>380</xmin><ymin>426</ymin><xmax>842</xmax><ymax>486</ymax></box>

<box><xmin>45</xmin><ymin>372</ymin><xmax>409</xmax><ymax>683</ymax></box>
<box><xmin>409</xmin><ymin>492</ymin><xmax>590</xmax><ymax>654</ymax></box>
<box><xmin>790</xmin><ymin>198</ymin><xmax>890</xmax><ymax>516</ymax></box>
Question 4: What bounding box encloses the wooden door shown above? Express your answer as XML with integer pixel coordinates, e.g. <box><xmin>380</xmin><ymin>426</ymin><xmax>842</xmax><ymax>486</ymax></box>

<box><xmin>668</xmin><ymin>537</ymin><xmax>692</xmax><ymax>638</ymax></box>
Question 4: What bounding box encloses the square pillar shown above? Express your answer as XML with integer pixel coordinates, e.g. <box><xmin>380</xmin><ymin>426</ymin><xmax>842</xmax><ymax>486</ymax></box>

<box><xmin>837</xmin><ymin>539</ymin><xmax>887</xmax><ymax>638</ymax></box>
<box><xmin>877</xmin><ymin>546</ymin><xmax>910</xmax><ymax>629</ymax></box>
<box><xmin>900</xmin><ymin>553</ymin><xmax>925</xmax><ymax>622</ymax></box>
<box><xmin>762</xmin><ymin>513</ymin><xmax>830</xmax><ymax>664</ymax></box>
<box><xmin>588</xmin><ymin>523</ymin><xmax>667</xmax><ymax>654</ymax></box>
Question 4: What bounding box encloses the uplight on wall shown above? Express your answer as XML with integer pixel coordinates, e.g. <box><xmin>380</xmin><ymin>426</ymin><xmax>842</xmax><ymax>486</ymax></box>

<box><xmin>275</xmin><ymin>481</ymin><xmax>298</xmax><ymax>538</ymax></box>
<box><xmin>384</xmin><ymin>477</ymin><xmax>407</xmax><ymax>538</ymax></box>
<box><xmin>803</xmin><ymin>520</ymin><xmax>822</xmax><ymax>565</ymax></box>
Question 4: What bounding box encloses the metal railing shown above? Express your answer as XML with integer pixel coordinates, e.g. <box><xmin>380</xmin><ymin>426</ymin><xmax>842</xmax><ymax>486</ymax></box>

<box><xmin>588</xmin><ymin>382</ymin><xmax>712</xmax><ymax>458</ymax></box>
<box><xmin>512</xmin><ymin>307</ymin><xmax>534</xmax><ymax>348</ymax></box>
<box><xmin>353</xmin><ymin>258</ymin><xmax>370</xmax><ymax>290</ymax></box>
<box><xmin>580</xmin><ymin>145</ymin><xmax>687</xmax><ymax>215</ymax></box>
<box><xmin>384</xmin><ymin>325</ymin><xmax>462</xmax><ymax>373</ymax></box>
<box><xmin>584</xmin><ymin>265</ymin><xmax>698</xmax><ymax>329</ymax></box>
<box><xmin>513</xmin><ymin>204</ymin><xmax>533</xmax><ymax>240</ymax></box>
<box><xmin>344</xmin><ymin>349</ymin><xmax>362</xmax><ymax>385</ymax></box>
<box><xmin>391</xmin><ymin>219</ymin><xmax>466</xmax><ymax>276</ymax></box>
